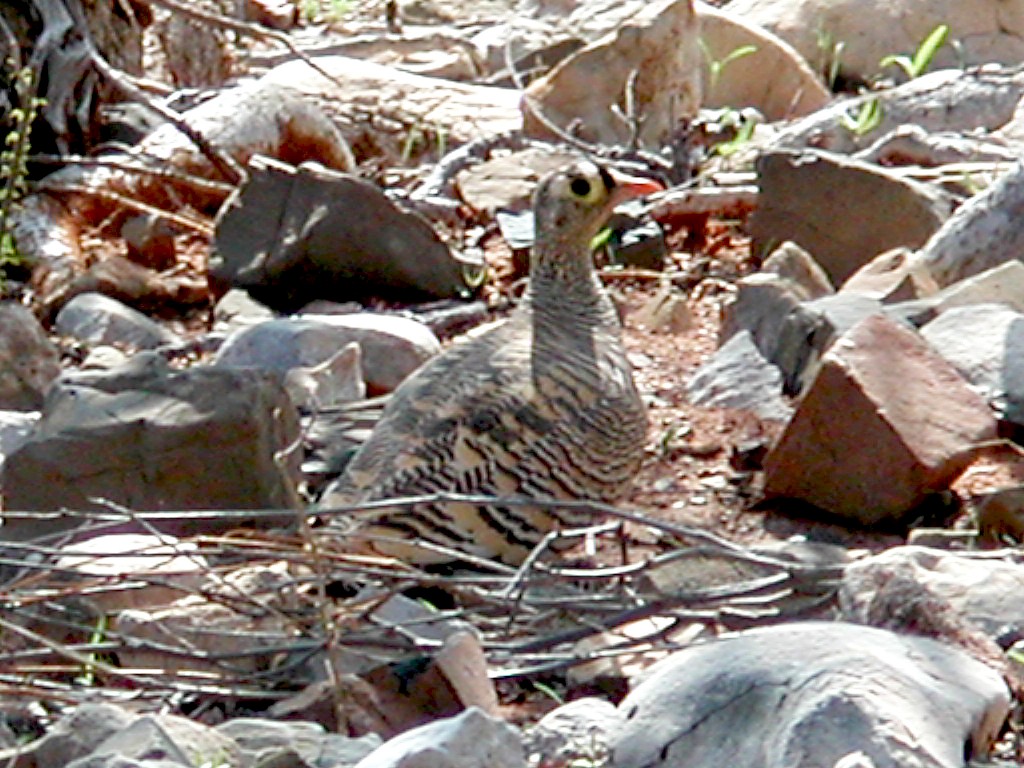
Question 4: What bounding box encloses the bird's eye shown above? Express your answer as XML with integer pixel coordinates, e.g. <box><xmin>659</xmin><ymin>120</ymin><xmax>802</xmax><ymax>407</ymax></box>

<box><xmin>570</xmin><ymin>177</ymin><xmax>592</xmax><ymax>197</ymax></box>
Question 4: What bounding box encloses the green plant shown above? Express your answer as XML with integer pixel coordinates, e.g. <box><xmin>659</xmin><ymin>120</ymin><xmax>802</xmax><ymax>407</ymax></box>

<box><xmin>840</xmin><ymin>24</ymin><xmax>950</xmax><ymax>137</ymax></box>
<box><xmin>815</xmin><ymin>27</ymin><xmax>846</xmax><ymax>90</ymax></box>
<box><xmin>299</xmin><ymin>0</ymin><xmax>319</xmax><ymax>22</ymax></box>
<box><xmin>839</xmin><ymin>97</ymin><xmax>883</xmax><ymax>136</ymax></box>
<box><xmin>880</xmin><ymin>23</ymin><xmax>949</xmax><ymax>80</ymax></box>
<box><xmin>0</xmin><ymin>63</ymin><xmax>43</xmax><ymax>284</ymax></box>
<box><xmin>700</xmin><ymin>40</ymin><xmax>758</xmax><ymax>94</ymax></box>
<box><xmin>713</xmin><ymin>108</ymin><xmax>759</xmax><ymax>157</ymax></box>
<box><xmin>325</xmin><ymin>0</ymin><xmax>354</xmax><ymax>22</ymax></box>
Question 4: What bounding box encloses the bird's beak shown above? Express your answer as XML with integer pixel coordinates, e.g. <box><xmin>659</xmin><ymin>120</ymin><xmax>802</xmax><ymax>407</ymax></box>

<box><xmin>608</xmin><ymin>168</ymin><xmax>664</xmax><ymax>206</ymax></box>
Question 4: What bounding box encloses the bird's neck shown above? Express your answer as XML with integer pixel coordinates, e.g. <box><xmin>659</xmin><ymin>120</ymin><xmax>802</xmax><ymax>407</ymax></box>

<box><xmin>524</xmin><ymin>242</ymin><xmax>617</xmax><ymax>324</ymax></box>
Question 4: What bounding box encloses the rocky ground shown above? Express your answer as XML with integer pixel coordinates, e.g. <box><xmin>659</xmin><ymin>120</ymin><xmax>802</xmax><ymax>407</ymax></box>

<box><xmin>6</xmin><ymin>0</ymin><xmax>1024</xmax><ymax>767</ymax></box>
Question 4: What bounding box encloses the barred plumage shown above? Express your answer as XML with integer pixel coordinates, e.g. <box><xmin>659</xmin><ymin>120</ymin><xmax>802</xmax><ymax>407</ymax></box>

<box><xmin>317</xmin><ymin>160</ymin><xmax>660</xmax><ymax>564</ymax></box>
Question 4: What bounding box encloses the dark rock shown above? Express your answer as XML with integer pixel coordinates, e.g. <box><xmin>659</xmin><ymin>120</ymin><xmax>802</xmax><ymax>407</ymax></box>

<box><xmin>210</xmin><ymin>157</ymin><xmax>472</xmax><ymax>311</ymax></box>
<box><xmin>120</xmin><ymin>213</ymin><xmax>177</xmax><ymax>271</ymax></box>
<box><xmin>1</xmin><ymin>353</ymin><xmax>301</xmax><ymax>540</ymax></box>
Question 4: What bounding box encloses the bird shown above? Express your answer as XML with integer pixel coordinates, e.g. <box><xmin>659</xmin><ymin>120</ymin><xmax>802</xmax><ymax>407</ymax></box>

<box><xmin>317</xmin><ymin>159</ymin><xmax>662</xmax><ymax>565</ymax></box>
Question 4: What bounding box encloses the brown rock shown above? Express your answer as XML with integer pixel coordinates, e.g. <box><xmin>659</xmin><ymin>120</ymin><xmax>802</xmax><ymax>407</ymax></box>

<box><xmin>839</xmin><ymin>247</ymin><xmax>939</xmax><ymax>302</ymax></box>
<box><xmin>750</xmin><ymin>149</ymin><xmax>952</xmax><ymax>287</ymax></box>
<box><xmin>697</xmin><ymin>1</ymin><xmax>830</xmax><ymax>120</ymax></box>
<box><xmin>521</xmin><ymin>0</ymin><xmax>701</xmax><ymax>147</ymax></box>
<box><xmin>763</xmin><ymin>314</ymin><xmax>997</xmax><ymax>525</ymax></box>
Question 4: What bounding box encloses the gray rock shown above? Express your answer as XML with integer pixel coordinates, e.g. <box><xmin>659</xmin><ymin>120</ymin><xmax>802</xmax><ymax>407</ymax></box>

<box><xmin>839</xmin><ymin>545</ymin><xmax>1024</xmax><ymax>640</ymax></box>
<box><xmin>80</xmin><ymin>345</ymin><xmax>131</xmax><ymax>371</ymax></box>
<box><xmin>749</xmin><ymin>149</ymin><xmax>952</xmax><ymax>287</ymax></box>
<box><xmin>686</xmin><ymin>331</ymin><xmax>792</xmax><ymax>421</ymax></box>
<box><xmin>720</xmin><ymin>271</ymin><xmax>806</xmax><ymax>354</ymax></box>
<box><xmin>1</xmin><ymin>353</ymin><xmax>301</xmax><ymax>541</ymax></box>
<box><xmin>30</xmin><ymin>703</ymin><xmax>136</xmax><ymax>768</ymax></box>
<box><xmin>216</xmin><ymin>718</ymin><xmax>380</xmax><ymax>768</ymax></box>
<box><xmin>65</xmin><ymin>713</ymin><xmax>241</xmax><ymax>768</ymax></box>
<box><xmin>772</xmin><ymin>292</ymin><xmax>886</xmax><ymax>395</ymax></box>
<box><xmin>919</xmin><ymin>303</ymin><xmax>1024</xmax><ymax>424</ymax></box>
<box><xmin>117</xmin><ymin>563</ymin><xmax>304</xmax><ymax>677</ymax></box>
<box><xmin>212</xmin><ymin>287</ymin><xmax>277</xmax><ymax>335</ymax></box>
<box><xmin>0</xmin><ymin>302</ymin><xmax>60</xmax><ymax>410</ymax></box>
<box><xmin>210</xmin><ymin>157</ymin><xmax>471</xmax><ymax>312</ymax></box>
<box><xmin>283</xmin><ymin>341</ymin><xmax>366</xmax><ymax>410</ymax></box>
<box><xmin>215</xmin><ymin>314</ymin><xmax>440</xmax><ymax>394</ymax></box>
<box><xmin>610</xmin><ymin>622</ymin><xmax>1009</xmax><ymax>768</ymax></box>
<box><xmin>917</xmin><ymin>159</ymin><xmax>1024</xmax><ymax>288</ymax></box>
<box><xmin>894</xmin><ymin>258</ymin><xmax>1024</xmax><ymax>328</ymax></box>
<box><xmin>0</xmin><ymin>410</ymin><xmax>38</xmax><ymax>469</ymax></box>
<box><xmin>526</xmin><ymin>697</ymin><xmax>623</xmax><ymax>767</ymax></box>
<box><xmin>354</xmin><ymin>707</ymin><xmax>525</xmax><ymax>768</ymax></box>
<box><xmin>54</xmin><ymin>292</ymin><xmax>177</xmax><ymax>350</ymax></box>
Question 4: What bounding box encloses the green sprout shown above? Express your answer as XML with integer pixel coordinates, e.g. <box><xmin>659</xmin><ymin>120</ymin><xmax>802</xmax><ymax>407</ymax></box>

<box><xmin>0</xmin><ymin>63</ymin><xmax>43</xmax><ymax>285</ymax></box>
<box><xmin>880</xmin><ymin>23</ymin><xmax>950</xmax><ymax>80</ymax></box>
<box><xmin>700</xmin><ymin>40</ymin><xmax>758</xmax><ymax>94</ymax></box>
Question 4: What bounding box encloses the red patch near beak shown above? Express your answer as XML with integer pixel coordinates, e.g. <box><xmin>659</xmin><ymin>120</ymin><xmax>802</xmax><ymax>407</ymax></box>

<box><xmin>607</xmin><ymin>168</ymin><xmax>665</xmax><ymax>205</ymax></box>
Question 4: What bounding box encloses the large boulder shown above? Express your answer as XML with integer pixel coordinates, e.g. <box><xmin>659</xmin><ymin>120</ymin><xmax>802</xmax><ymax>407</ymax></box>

<box><xmin>611</xmin><ymin>622</ymin><xmax>1009</xmax><ymax>768</ymax></box>
<box><xmin>1</xmin><ymin>353</ymin><xmax>301</xmax><ymax>541</ymax></box>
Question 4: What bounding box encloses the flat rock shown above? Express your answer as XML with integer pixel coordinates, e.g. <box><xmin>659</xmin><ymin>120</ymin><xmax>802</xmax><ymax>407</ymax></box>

<box><xmin>66</xmin><ymin>713</ymin><xmax>242</xmax><ymax>768</ymax></box>
<box><xmin>1</xmin><ymin>353</ymin><xmax>301</xmax><ymax>540</ymax></box>
<box><xmin>54</xmin><ymin>291</ymin><xmax>178</xmax><ymax>350</ymax></box>
<box><xmin>839</xmin><ymin>545</ymin><xmax>1024</xmax><ymax>639</ymax></box>
<box><xmin>455</xmin><ymin>147</ymin><xmax>579</xmax><ymax>216</ymax></box>
<box><xmin>610</xmin><ymin>621</ymin><xmax>1009</xmax><ymax>768</ymax></box>
<box><xmin>916</xmin><ymin>160</ymin><xmax>1024</xmax><ymax>288</ymax></box>
<box><xmin>54</xmin><ymin>533</ymin><xmax>207</xmax><ymax>612</ymax></box>
<box><xmin>522</xmin><ymin>0</ymin><xmax>701</xmax><ymax>148</ymax></box>
<box><xmin>354</xmin><ymin>707</ymin><xmax>525</xmax><ymax>768</ymax></box>
<box><xmin>686</xmin><ymin>330</ymin><xmax>792</xmax><ymax>422</ymax></box>
<box><xmin>210</xmin><ymin>157</ymin><xmax>470</xmax><ymax>311</ymax></box>
<box><xmin>0</xmin><ymin>302</ymin><xmax>61</xmax><ymax>411</ymax></box>
<box><xmin>750</xmin><ymin>149</ymin><xmax>952</xmax><ymax>286</ymax></box>
<box><xmin>772</xmin><ymin>67</ymin><xmax>1024</xmax><ymax>155</ymax></box>
<box><xmin>214</xmin><ymin>314</ymin><xmax>439</xmax><ymax>395</ymax></box>
<box><xmin>919</xmin><ymin>303</ymin><xmax>1024</xmax><ymax>425</ymax></box>
<box><xmin>763</xmin><ymin>313</ymin><xmax>997</xmax><ymax>525</ymax></box>
<box><xmin>260</xmin><ymin>55</ymin><xmax>522</xmax><ymax>162</ymax></box>
<box><xmin>212</xmin><ymin>287</ymin><xmax>277</xmax><ymax>334</ymax></box>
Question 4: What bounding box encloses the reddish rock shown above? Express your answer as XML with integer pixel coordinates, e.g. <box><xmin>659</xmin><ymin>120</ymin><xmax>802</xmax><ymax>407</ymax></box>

<box><xmin>763</xmin><ymin>314</ymin><xmax>997</xmax><ymax>525</ymax></box>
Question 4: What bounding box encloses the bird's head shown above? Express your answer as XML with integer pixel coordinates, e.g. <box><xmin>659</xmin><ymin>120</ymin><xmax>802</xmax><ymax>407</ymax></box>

<box><xmin>532</xmin><ymin>160</ymin><xmax>663</xmax><ymax>249</ymax></box>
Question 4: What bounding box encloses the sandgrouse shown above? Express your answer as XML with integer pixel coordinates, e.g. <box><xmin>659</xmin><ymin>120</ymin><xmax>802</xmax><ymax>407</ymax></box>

<box><xmin>318</xmin><ymin>159</ymin><xmax>661</xmax><ymax>564</ymax></box>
